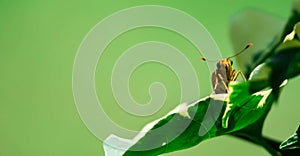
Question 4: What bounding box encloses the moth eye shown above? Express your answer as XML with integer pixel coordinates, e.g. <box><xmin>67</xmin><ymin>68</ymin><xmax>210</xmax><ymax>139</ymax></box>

<box><xmin>217</xmin><ymin>62</ymin><xmax>221</xmax><ymax>68</ymax></box>
<box><xmin>230</xmin><ymin>60</ymin><xmax>233</xmax><ymax>65</ymax></box>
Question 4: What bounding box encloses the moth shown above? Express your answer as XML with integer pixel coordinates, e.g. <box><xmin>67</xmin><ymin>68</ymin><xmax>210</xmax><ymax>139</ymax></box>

<box><xmin>200</xmin><ymin>43</ymin><xmax>252</xmax><ymax>94</ymax></box>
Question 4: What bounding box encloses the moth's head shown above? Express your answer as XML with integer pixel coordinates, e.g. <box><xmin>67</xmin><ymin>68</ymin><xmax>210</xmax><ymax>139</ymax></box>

<box><xmin>217</xmin><ymin>58</ymin><xmax>233</xmax><ymax>69</ymax></box>
<box><xmin>200</xmin><ymin>43</ymin><xmax>252</xmax><ymax>67</ymax></box>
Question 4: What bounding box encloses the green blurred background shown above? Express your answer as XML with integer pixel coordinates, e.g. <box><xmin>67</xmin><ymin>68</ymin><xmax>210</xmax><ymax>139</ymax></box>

<box><xmin>1</xmin><ymin>0</ymin><xmax>299</xmax><ymax>156</ymax></box>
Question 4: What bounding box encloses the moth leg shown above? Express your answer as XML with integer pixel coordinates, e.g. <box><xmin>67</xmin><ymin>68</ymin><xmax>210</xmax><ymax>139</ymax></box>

<box><xmin>233</xmin><ymin>70</ymin><xmax>246</xmax><ymax>81</ymax></box>
<box><xmin>212</xmin><ymin>72</ymin><xmax>218</xmax><ymax>91</ymax></box>
<box><xmin>218</xmin><ymin>73</ymin><xmax>229</xmax><ymax>93</ymax></box>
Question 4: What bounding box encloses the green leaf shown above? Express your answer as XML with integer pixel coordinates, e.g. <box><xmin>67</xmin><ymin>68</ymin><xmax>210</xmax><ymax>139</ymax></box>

<box><xmin>264</xmin><ymin>39</ymin><xmax>300</xmax><ymax>99</ymax></box>
<box><xmin>123</xmin><ymin>97</ymin><xmax>226</xmax><ymax>156</ymax></box>
<box><xmin>123</xmin><ymin>80</ymin><xmax>277</xmax><ymax>155</ymax></box>
<box><xmin>252</xmin><ymin>1</ymin><xmax>300</xmax><ymax>72</ymax></box>
<box><xmin>280</xmin><ymin>126</ymin><xmax>300</xmax><ymax>150</ymax></box>
<box><xmin>229</xmin><ymin>9</ymin><xmax>285</xmax><ymax>76</ymax></box>
<box><xmin>244</xmin><ymin>27</ymin><xmax>300</xmax><ymax>100</ymax></box>
<box><xmin>221</xmin><ymin>81</ymin><xmax>274</xmax><ymax>130</ymax></box>
<box><xmin>230</xmin><ymin>1</ymin><xmax>300</xmax><ymax>78</ymax></box>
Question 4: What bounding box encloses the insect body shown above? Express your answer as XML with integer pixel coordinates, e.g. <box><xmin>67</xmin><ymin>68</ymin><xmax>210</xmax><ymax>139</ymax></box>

<box><xmin>201</xmin><ymin>43</ymin><xmax>252</xmax><ymax>94</ymax></box>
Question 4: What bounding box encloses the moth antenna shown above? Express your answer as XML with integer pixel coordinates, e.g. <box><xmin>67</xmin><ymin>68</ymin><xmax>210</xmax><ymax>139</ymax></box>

<box><xmin>199</xmin><ymin>57</ymin><xmax>218</xmax><ymax>62</ymax></box>
<box><xmin>200</xmin><ymin>43</ymin><xmax>252</xmax><ymax>61</ymax></box>
<box><xmin>228</xmin><ymin>43</ymin><xmax>253</xmax><ymax>59</ymax></box>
